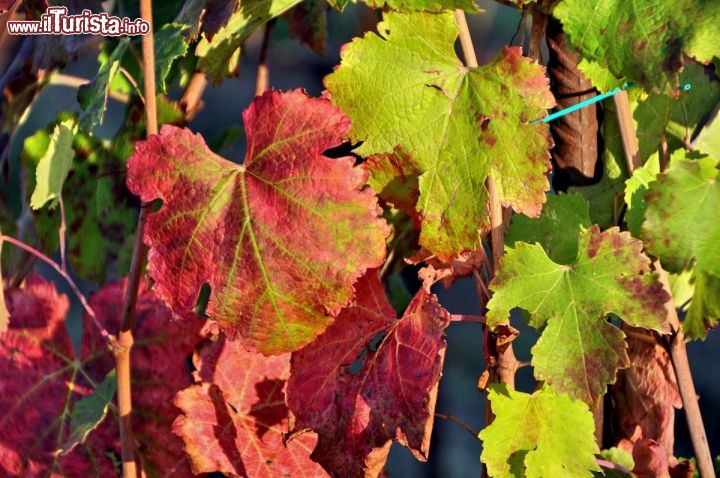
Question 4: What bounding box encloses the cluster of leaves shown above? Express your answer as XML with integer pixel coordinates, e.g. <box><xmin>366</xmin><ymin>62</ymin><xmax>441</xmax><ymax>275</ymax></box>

<box><xmin>1</xmin><ymin>0</ymin><xmax>719</xmax><ymax>477</ymax></box>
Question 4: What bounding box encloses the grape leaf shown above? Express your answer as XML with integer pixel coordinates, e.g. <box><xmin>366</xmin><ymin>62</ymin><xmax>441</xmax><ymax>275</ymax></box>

<box><xmin>83</xmin><ymin>278</ymin><xmax>207</xmax><ymax>476</ymax></box>
<box><xmin>624</xmin><ymin>154</ymin><xmax>661</xmax><ymax>238</ymax></box>
<box><xmin>30</xmin><ymin>118</ymin><xmax>77</xmax><ymax>210</ymax></box>
<box><xmin>325</xmin><ymin>12</ymin><xmax>554</xmax><ymax>261</ymax></box>
<box><xmin>22</xmin><ymin>115</ymin><xmax>140</xmax><ymax>283</ymax></box>
<box><xmin>693</xmin><ymin>104</ymin><xmax>720</xmax><ymax>155</ymax></box>
<box><xmin>154</xmin><ymin>23</ymin><xmax>189</xmax><ymax>93</ymax></box>
<box><xmin>286</xmin><ymin>272</ymin><xmax>451</xmax><ymax>476</ymax></box>
<box><xmin>284</xmin><ymin>0</ymin><xmax>327</xmax><ymax>55</ymax></box>
<box><xmin>126</xmin><ymin>90</ymin><xmax>388</xmax><ymax>354</ymax></box>
<box><xmin>196</xmin><ymin>0</ymin><xmax>301</xmax><ymax>82</ymax></box>
<box><xmin>173</xmin><ymin>337</ymin><xmax>325</xmax><ymax>476</ymax></box>
<box><xmin>555</xmin><ymin>0</ymin><xmax>720</xmax><ymax>94</ymax></box>
<box><xmin>612</xmin><ymin>329</ymin><xmax>680</xmax><ymax>455</ymax></box>
<box><xmin>201</xmin><ymin>0</ymin><xmax>239</xmax><ymax>39</ymax></box>
<box><xmin>505</xmin><ymin>193</ymin><xmax>591</xmax><ymax>265</ymax></box>
<box><xmin>60</xmin><ymin>370</ymin><xmax>117</xmax><ymax>455</ymax></box>
<box><xmin>359</xmin><ymin>0</ymin><xmax>478</xmax><ymax>12</ymax></box>
<box><xmin>479</xmin><ymin>384</ymin><xmax>601</xmax><ymax>478</ymax></box>
<box><xmin>0</xmin><ymin>275</ymin><xmax>117</xmax><ymax>476</ymax></box>
<box><xmin>488</xmin><ymin>226</ymin><xmax>670</xmax><ymax>404</ymax></box>
<box><xmin>642</xmin><ymin>153</ymin><xmax>720</xmax><ymax>275</ymax></box>
<box><xmin>78</xmin><ymin>39</ymin><xmax>129</xmax><ymax>131</ymax></box>
<box><xmin>634</xmin><ymin>64</ymin><xmax>720</xmax><ymax>162</ymax></box>
<box><xmin>683</xmin><ymin>270</ymin><xmax>720</xmax><ymax>339</ymax></box>
<box><xmin>365</xmin><ymin>148</ymin><xmax>422</xmax><ymax>219</ymax></box>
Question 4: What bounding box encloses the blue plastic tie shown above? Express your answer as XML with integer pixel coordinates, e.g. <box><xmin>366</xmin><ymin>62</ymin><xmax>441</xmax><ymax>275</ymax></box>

<box><xmin>531</xmin><ymin>82</ymin><xmax>691</xmax><ymax>124</ymax></box>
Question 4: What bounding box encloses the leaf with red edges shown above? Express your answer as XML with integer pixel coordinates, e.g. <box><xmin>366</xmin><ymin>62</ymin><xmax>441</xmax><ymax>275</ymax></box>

<box><xmin>286</xmin><ymin>272</ymin><xmax>451</xmax><ymax>477</ymax></box>
<box><xmin>126</xmin><ymin>89</ymin><xmax>388</xmax><ymax>355</ymax></box>
<box><xmin>173</xmin><ymin>336</ymin><xmax>325</xmax><ymax>477</ymax></box>
<box><xmin>81</xmin><ymin>278</ymin><xmax>207</xmax><ymax>477</ymax></box>
<box><xmin>0</xmin><ymin>275</ymin><xmax>117</xmax><ymax>476</ymax></box>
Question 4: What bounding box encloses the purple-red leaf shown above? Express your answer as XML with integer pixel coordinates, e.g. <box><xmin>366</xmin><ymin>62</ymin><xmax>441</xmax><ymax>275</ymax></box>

<box><xmin>286</xmin><ymin>272</ymin><xmax>451</xmax><ymax>476</ymax></box>
<box><xmin>173</xmin><ymin>336</ymin><xmax>325</xmax><ymax>477</ymax></box>
<box><xmin>126</xmin><ymin>89</ymin><xmax>388</xmax><ymax>354</ymax></box>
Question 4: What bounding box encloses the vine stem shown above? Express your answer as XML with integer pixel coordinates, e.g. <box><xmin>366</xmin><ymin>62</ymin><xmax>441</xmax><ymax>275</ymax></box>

<box><xmin>255</xmin><ymin>20</ymin><xmax>274</xmax><ymax>96</ymax></box>
<box><xmin>115</xmin><ymin>0</ymin><xmax>157</xmax><ymax>476</ymax></box>
<box><xmin>0</xmin><ymin>234</ymin><xmax>112</xmax><ymax>343</ymax></box>
<box><xmin>614</xmin><ymin>92</ymin><xmax>715</xmax><ymax>478</ymax></box>
<box><xmin>455</xmin><ymin>11</ymin><xmax>518</xmax><ymax>478</ymax></box>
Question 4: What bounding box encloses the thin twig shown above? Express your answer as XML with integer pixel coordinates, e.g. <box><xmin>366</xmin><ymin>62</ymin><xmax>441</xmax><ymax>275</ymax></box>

<box><xmin>57</xmin><ymin>195</ymin><xmax>68</xmax><ymax>273</ymax></box>
<box><xmin>0</xmin><ymin>234</ymin><xmax>113</xmax><ymax>344</ymax></box>
<box><xmin>614</xmin><ymin>91</ymin><xmax>715</xmax><ymax>478</ymax></box>
<box><xmin>255</xmin><ymin>20</ymin><xmax>274</xmax><ymax>96</ymax></box>
<box><xmin>435</xmin><ymin>413</ymin><xmax>480</xmax><ymax>440</ymax></box>
<box><xmin>450</xmin><ymin>314</ymin><xmax>486</xmax><ymax>324</ymax></box>
<box><xmin>179</xmin><ymin>71</ymin><xmax>208</xmax><ymax>120</ymax></box>
<box><xmin>596</xmin><ymin>459</ymin><xmax>632</xmax><ymax>475</ymax></box>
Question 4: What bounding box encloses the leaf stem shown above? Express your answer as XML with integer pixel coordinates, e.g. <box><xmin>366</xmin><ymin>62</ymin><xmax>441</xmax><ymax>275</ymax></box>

<box><xmin>255</xmin><ymin>20</ymin><xmax>274</xmax><ymax>96</ymax></box>
<box><xmin>0</xmin><ymin>234</ymin><xmax>112</xmax><ymax>343</ymax></box>
<box><xmin>435</xmin><ymin>412</ymin><xmax>480</xmax><ymax>440</ymax></box>
<box><xmin>57</xmin><ymin>195</ymin><xmax>67</xmax><ymax>273</ymax></box>
<box><xmin>614</xmin><ymin>91</ymin><xmax>715</xmax><ymax>478</ymax></box>
<box><xmin>179</xmin><ymin>71</ymin><xmax>208</xmax><ymax>120</ymax></box>
<box><xmin>450</xmin><ymin>314</ymin><xmax>486</xmax><ymax>323</ymax></box>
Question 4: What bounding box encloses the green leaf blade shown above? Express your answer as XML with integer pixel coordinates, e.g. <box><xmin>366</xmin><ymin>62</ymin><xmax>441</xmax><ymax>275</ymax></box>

<box><xmin>479</xmin><ymin>385</ymin><xmax>601</xmax><ymax>478</ymax></box>
<box><xmin>30</xmin><ymin>118</ymin><xmax>77</xmax><ymax>211</ymax></box>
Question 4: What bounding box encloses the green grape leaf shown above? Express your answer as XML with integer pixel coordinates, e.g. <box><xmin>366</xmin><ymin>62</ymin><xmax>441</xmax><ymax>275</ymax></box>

<box><xmin>642</xmin><ymin>152</ymin><xmax>720</xmax><ymax>275</ymax></box>
<box><xmin>126</xmin><ymin>90</ymin><xmax>388</xmax><ymax>354</ymax></box>
<box><xmin>366</xmin><ymin>148</ymin><xmax>423</xmax><ymax>219</ymax></box>
<box><xmin>359</xmin><ymin>0</ymin><xmax>479</xmax><ymax>12</ymax></box>
<box><xmin>326</xmin><ymin>12</ymin><xmax>554</xmax><ymax>261</ymax></box>
<box><xmin>30</xmin><ymin>118</ymin><xmax>77</xmax><ymax>210</ymax></box>
<box><xmin>505</xmin><ymin>193</ymin><xmax>591</xmax><ymax>265</ymax></box>
<box><xmin>624</xmin><ymin>153</ymin><xmax>661</xmax><ymax>238</ymax></box>
<box><xmin>555</xmin><ymin>0</ymin><xmax>720</xmax><ymax>94</ymax></box>
<box><xmin>59</xmin><ymin>369</ymin><xmax>117</xmax><ymax>455</ymax></box>
<box><xmin>693</xmin><ymin>105</ymin><xmax>720</xmax><ymax>157</ymax></box>
<box><xmin>634</xmin><ymin>64</ymin><xmax>720</xmax><ymax>162</ymax></box>
<box><xmin>577</xmin><ymin>59</ymin><xmax>626</xmax><ymax>93</ymax></box>
<box><xmin>479</xmin><ymin>384</ymin><xmax>601</xmax><ymax>478</ymax></box>
<box><xmin>684</xmin><ymin>271</ymin><xmax>720</xmax><ymax>340</ymax></box>
<box><xmin>78</xmin><ymin>39</ymin><xmax>128</xmax><ymax>131</ymax></box>
<box><xmin>154</xmin><ymin>23</ymin><xmax>189</xmax><ymax>93</ymax></box>
<box><xmin>196</xmin><ymin>0</ymin><xmax>302</xmax><ymax>82</ymax></box>
<box><xmin>488</xmin><ymin>226</ymin><xmax>670</xmax><ymax>404</ymax></box>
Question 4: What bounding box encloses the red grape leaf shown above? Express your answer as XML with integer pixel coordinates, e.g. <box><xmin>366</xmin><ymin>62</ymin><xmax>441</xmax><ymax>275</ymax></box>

<box><xmin>126</xmin><ymin>89</ymin><xmax>389</xmax><ymax>355</ymax></box>
<box><xmin>612</xmin><ymin>328</ymin><xmax>680</xmax><ymax>459</ymax></box>
<box><xmin>82</xmin><ymin>278</ymin><xmax>207</xmax><ymax>477</ymax></box>
<box><xmin>173</xmin><ymin>336</ymin><xmax>325</xmax><ymax>477</ymax></box>
<box><xmin>0</xmin><ymin>275</ymin><xmax>117</xmax><ymax>476</ymax></box>
<box><xmin>286</xmin><ymin>272</ymin><xmax>451</xmax><ymax>476</ymax></box>
<box><xmin>284</xmin><ymin>0</ymin><xmax>327</xmax><ymax>55</ymax></box>
<box><xmin>0</xmin><ymin>274</ymin><xmax>206</xmax><ymax>476</ymax></box>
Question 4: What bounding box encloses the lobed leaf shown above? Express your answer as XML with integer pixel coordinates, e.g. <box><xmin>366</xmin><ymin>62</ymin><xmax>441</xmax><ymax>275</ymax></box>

<box><xmin>325</xmin><ymin>12</ymin><xmax>554</xmax><ymax>261</ymax></box>
<box><xmin>479</xmin><ymin>385</ymin><xmax>601</xmax><ymax>478</ymax></box>
<box><xmin>488</xmin><ymin>226</ymin><xmax>670</xmax><ymax>404</ymax></box>
<box><xmin>642</xmin><ymin>152</ymin><xmax>720</xmax><ymax>275</ymax></box>
<box><xmin>173</xmin><ymin>338</ymin><xmax>325</xmax><ymax>477</ymax></box>
<box><xmin>77</xmin><ymin>39</ymin><xmax>129</xmax><ymax>131</ymax></box>
<box><xmin>286</xmin><ymin>272</ymin><xmax>451</xmax><ymax>476</ymax></box>
<box><xmin>555</xmin><ymin>0</ymin><xmax>720</xmax><ymax>94</ymax></box>
<box><xmin>126</xmin><ymin>89</ymin><xmax>388</xmax><ymax>354</ymax></box>
<box><xmin>196</xmin><ymin>0</ymin><xmax>301</xmax><ymax>82</ymax></box>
